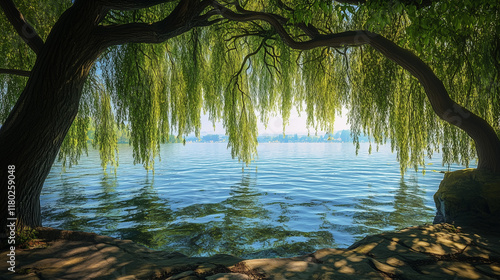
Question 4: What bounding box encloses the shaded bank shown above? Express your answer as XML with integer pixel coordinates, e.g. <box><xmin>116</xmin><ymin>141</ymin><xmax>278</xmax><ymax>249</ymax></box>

<box><xmin>1</xmin><ymin>223</ymin><xmax>499</xmax><ymax>279</ymax></box>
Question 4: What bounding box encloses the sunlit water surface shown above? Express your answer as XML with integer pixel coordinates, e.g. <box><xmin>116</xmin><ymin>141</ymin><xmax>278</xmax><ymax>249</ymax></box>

<box><xmin>42</xmin><ymin>143</ymin><xmax>469</xmax><ymax>258</ymax></box>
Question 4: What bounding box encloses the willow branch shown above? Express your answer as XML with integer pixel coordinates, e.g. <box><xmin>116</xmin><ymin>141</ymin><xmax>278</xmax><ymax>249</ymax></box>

<box><xmin>0</xmin><ymin>68</ymin><xmax>30</xmax><ymax>77</ymax></box>
<box><xmin>232</xmin><ymin>3</ymin><xmax>320</xmax><ymax>39</ymax></box>
<box><xmin>233</xmin><ymin>39</ymin><xmax>265</xmax><ymax>78</ymax></box>
<box><xmin>211</xmin><ymin>2</ymin><xmax>461</xmax><ymax>124</ymax></box>
<box><xmin>213</xmin><ymin>4</ymin><xmax>366</xmax><ymax>49</ymax></box>
<box><xmin>96</xmin><ymin>0</ymin><xmax>175</xmax><ymax>11</ymax></box>
<box><xmin>0</xmin><ymin>0</ymin><xmax>44</xmax><ymax>54</ymax></box>
<box><xmin>213</xmin><ymin>1</ymin><xmax>500</xmax><ymax>171</ymax></box>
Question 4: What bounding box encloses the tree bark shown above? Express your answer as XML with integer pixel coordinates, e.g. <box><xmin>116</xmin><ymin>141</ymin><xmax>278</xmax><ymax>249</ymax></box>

<box><xmin>0</xmin><ymin>68</ymin><xmax>30</xmax><ymax>77</ymax></box>
<box><xmin>368</xmin><ymin>34</ymin><xmax>500</xmax><ymax>173</ymax></box>
<box><xmin>0</xmin><ymin>0</ymin><xmax>44</xmax><ymax>54</ymax></box>
<box><xmin>0</xmin><ymin>1</ymin><xmax>106</xmax><ymax>238</ymax></box>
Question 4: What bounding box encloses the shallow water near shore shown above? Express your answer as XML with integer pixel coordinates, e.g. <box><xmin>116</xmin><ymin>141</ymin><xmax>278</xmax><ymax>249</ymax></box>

<box><xmin>42</xmin><ymin>142</ymin><xmax>469</xmax><ymax>258</ymax></box>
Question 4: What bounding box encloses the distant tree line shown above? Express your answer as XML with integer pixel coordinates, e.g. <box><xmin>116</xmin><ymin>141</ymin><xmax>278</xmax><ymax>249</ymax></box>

<box><xmin>85</xmin><ymin>129</ymin><xmax>370</xmax><ymax>144</ymax></box>
<box><xmin>187</xmin><ymin>130</ymin><xmax>371</xmax><ymax>143</ymax></box>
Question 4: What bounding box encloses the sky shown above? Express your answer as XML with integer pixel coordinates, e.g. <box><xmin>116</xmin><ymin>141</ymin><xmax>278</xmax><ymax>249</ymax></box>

<box><xmin>199</xmin><ymin>107</ymin><xmax>350</xmax><ymax>135</ymax></box>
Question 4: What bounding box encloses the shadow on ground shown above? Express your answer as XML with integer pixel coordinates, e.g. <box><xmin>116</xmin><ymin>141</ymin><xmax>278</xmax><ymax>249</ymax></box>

<box><xmin>1</xmin><ymin>223</ymin><xmax>499</xmax><ymax>279</ymax></box>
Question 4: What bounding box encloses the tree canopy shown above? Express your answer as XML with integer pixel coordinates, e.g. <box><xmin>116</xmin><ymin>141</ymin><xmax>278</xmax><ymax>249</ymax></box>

<box><xmin>1</xmin><ymin>0</ymin><xmax>499</xmax><ymax>174</ymax></box>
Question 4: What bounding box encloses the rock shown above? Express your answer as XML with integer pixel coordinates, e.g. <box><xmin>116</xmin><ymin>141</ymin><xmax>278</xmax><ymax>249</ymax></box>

<box><xmin>206</xmin><ymin>273</ymin><xmax>250</xmax><ymax>280</ymax></box>
<box><xmin>475</xmin><ymin>264</ymin><xmax>500</xmax><ymax>277</ymax></box>
<box><xmin>204</xmin><ymin>254</ymin><xmax>244</xmax><ymax>267</ymax></box>
<box><xmin>419</xmin><ymin>261</ymin><xmax>496</xmax><ymax>280</ymax></box>
<box><xmin>167</xmin><ymin>270</ymin><xmax>195</xmax><ymax>280</ymax></box>
<box><xmin>237</xmin><ymin>258</ymin><xmax>319</xmax><ymax>280</ymax></box>
<box><xmin>237</xmin><ymin>252</ymin><xmax>385</xmax><ymax>280</ymax></box>
<box><xmin>433</xmin><ymin>169</ymin><xmax>500</xmax><ymax>228</ymax></box>
<box><xmin>369</xmin><ymin>258</ymin><xmax>404</xmax><ymax>276</ymax></box>
<box><xmin>194</xmin><ymin>263</ymin><xmax>218</xmax><ymax>275</ymax></box>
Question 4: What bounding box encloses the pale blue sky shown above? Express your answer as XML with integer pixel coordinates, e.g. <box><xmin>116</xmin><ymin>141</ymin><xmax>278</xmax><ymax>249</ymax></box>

<box><xmin>200</xmin><ymin>107</ymin><xmax>350</xmax><ymax>135</ymax></box>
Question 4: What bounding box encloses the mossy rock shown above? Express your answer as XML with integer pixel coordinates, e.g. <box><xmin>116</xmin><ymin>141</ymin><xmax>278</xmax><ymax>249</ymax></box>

<box><xmin>433</xmin><ymin>169</ymin><xmax>500</xmax><ymax>228</ymax></box>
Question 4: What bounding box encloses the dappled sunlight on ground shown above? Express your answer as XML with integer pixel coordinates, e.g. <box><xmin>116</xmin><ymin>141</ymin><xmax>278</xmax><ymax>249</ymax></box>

<box><xmin>235</xmin><ymin>224</ymin><xmax>500</xmax><ymax>279</ymax></box>
<box><xmin>1</xmin><ymin>224</ymin><xmax>499</xmax><ymax>279</ymax></box>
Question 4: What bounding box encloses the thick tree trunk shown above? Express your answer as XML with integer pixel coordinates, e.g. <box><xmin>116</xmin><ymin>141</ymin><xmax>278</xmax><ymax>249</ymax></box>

<box><xmin>368</xmin><ymin>34</ymin><xmax>500</xmax><ymax>173</ymax></box>
<box><xmin>0</xmin><ymin>1</ymin><xmax>105</xmax><ymax>238</ymax></box>
<box><xmin>0</xmin><ymin>0</ymin><xmax>203</xmax><ymax>239</ymax></box>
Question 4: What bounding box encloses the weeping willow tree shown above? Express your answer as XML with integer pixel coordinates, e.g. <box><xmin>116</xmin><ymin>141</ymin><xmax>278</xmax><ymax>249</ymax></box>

<box><xmin>1</xmin><ymin>0</ymin><xmax>499</xmax><ymax>232</ymax></box>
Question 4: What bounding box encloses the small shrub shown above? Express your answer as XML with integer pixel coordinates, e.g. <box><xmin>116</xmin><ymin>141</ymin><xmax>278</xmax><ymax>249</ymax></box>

<box><xmin>16</xmin><ymin>228</ymin><xmax>38</xmax><ymax>248</ymax></box>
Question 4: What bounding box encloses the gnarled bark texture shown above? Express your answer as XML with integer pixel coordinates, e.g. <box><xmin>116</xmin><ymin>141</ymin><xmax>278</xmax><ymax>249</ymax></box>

<box><xmin>0</xmin><ymin>0</ymin><xmax>206</xmax><ymax>237</ymax></box>
<box><xmin>0</xmin><ymin>1</ymin><xmax>106</xmax><ymax>237</ymax></box>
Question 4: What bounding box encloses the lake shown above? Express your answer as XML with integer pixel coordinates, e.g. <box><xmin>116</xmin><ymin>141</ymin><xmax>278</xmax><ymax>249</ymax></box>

<box><xmin>41</xmin><ymin>142</ymin><xmax>468</xmax><ymax>258</ymax></box>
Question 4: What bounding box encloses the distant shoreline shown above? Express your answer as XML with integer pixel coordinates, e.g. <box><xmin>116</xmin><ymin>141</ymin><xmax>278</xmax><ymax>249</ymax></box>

<box><xmin>175</xmin><ymin>130</ymin><xmax>370</xmax><ymax>144</ymax></box>
<box><xmin>87</xmin><ymin>129</ymin><xmax>371</xmax><ymax>144</ymax></box>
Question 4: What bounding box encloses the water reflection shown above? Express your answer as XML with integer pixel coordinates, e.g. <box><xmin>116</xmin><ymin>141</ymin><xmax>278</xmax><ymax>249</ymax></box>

<box><xmin>352</xmin><ymin>176</ymin><xmax>435</xmax><ymax>238</ymax></box>
<box><xmin>114</xmin><ymin>178</ymin><xmax>175</xmax><ymax>248</ymax></box>
<box><xmin>154</xmin><ymin>174</ymin><xmax>335</xmax><ymax>258</ymax></box>
<box><xmin>390</xmin><ymin>176</ymin><xmax>435</xmax><ymax>226</ymax></box>
<box><xmin>94</xmin><ymin>176</ymin><xmax>121</xmax><ymax>232</ymax></box>
<box><xmin>42</xmin><ymin>174</ymin><xmax>90</xmax><ymax>231</ymax></box>
<box><xmin>42</xmin><ymin>143</ymin><xmax>453</xmax><ymax>258</ymax></box>
<box><xmin>43</xmin><ymin>172</ymin><xmax>336</xmax><ymax>257</ymax></box>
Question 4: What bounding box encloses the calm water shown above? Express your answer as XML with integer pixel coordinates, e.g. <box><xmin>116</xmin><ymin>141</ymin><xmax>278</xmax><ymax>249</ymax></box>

<box><xmin>42</xmin><ymin>142</ymin><xmax>467</xmax><ymax>258</ymax></box>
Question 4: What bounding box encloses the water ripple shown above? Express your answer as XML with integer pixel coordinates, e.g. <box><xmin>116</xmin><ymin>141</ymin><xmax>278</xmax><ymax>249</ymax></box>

<box><xmin>42</xmin><ymin>142</ymin><xmax>470</xmax><ymax>257</ymax></box>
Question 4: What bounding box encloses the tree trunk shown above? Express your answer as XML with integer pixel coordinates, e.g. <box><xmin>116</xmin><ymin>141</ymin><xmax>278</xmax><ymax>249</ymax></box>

<box><xmin>0</xmin><ymin>0</ymin><xmax>203</xmax><ymax>239</ymax></box>
<box><xmin>368</xmin><ymin>34</ymin><xmax>500</xmax><ymax>173</ymax></box>
<box><xmin>0</xmin><ymin>1</ymin><xmax>105</xmax><ymax>238</ymax></box>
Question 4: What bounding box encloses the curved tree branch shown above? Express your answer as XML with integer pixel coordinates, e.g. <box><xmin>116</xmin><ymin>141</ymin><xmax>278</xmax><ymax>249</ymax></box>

<box><xmin>0</xmin><ymin>0</ymin><xmax>44</xmax><ymax>54</ymax></box>
<box><xmin>213</xmin><ymin>1</ymin><xmax>500</xmax><ymax>172</ymax></box>
<box><xmin>0</xmin><ymin>68</ymin><xmax>30</xmax><ymax>77</ymax></box>
<box><xmin>95</xmin><ymin>0</ymin><xmax>211</xmax><ymax>47</ymax></box>
<box><xmin>213</xmin><ymin>3</ymin><xmax>368</xmax><ymax>49</ymax></box>
<box><xmin>96</xmin><ymin>0</ymin><xmax>175</xmax><ymax>11</ymax></box>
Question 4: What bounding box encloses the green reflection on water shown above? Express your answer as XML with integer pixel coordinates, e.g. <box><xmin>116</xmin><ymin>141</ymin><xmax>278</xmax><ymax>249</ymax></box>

<box><xmin>352</xmin><ymin>177</ymin><xmax>435</xmax><ymax>238</ymax></box>
<box><xmin>43</xmin><ymin>173</ymin><xmax>339</xmax><ymax>257</ymax></box>
<box><xmin>42</xmin><ymin>171</ymin><xmax>432</xmax><ymax>257</ymax></box>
